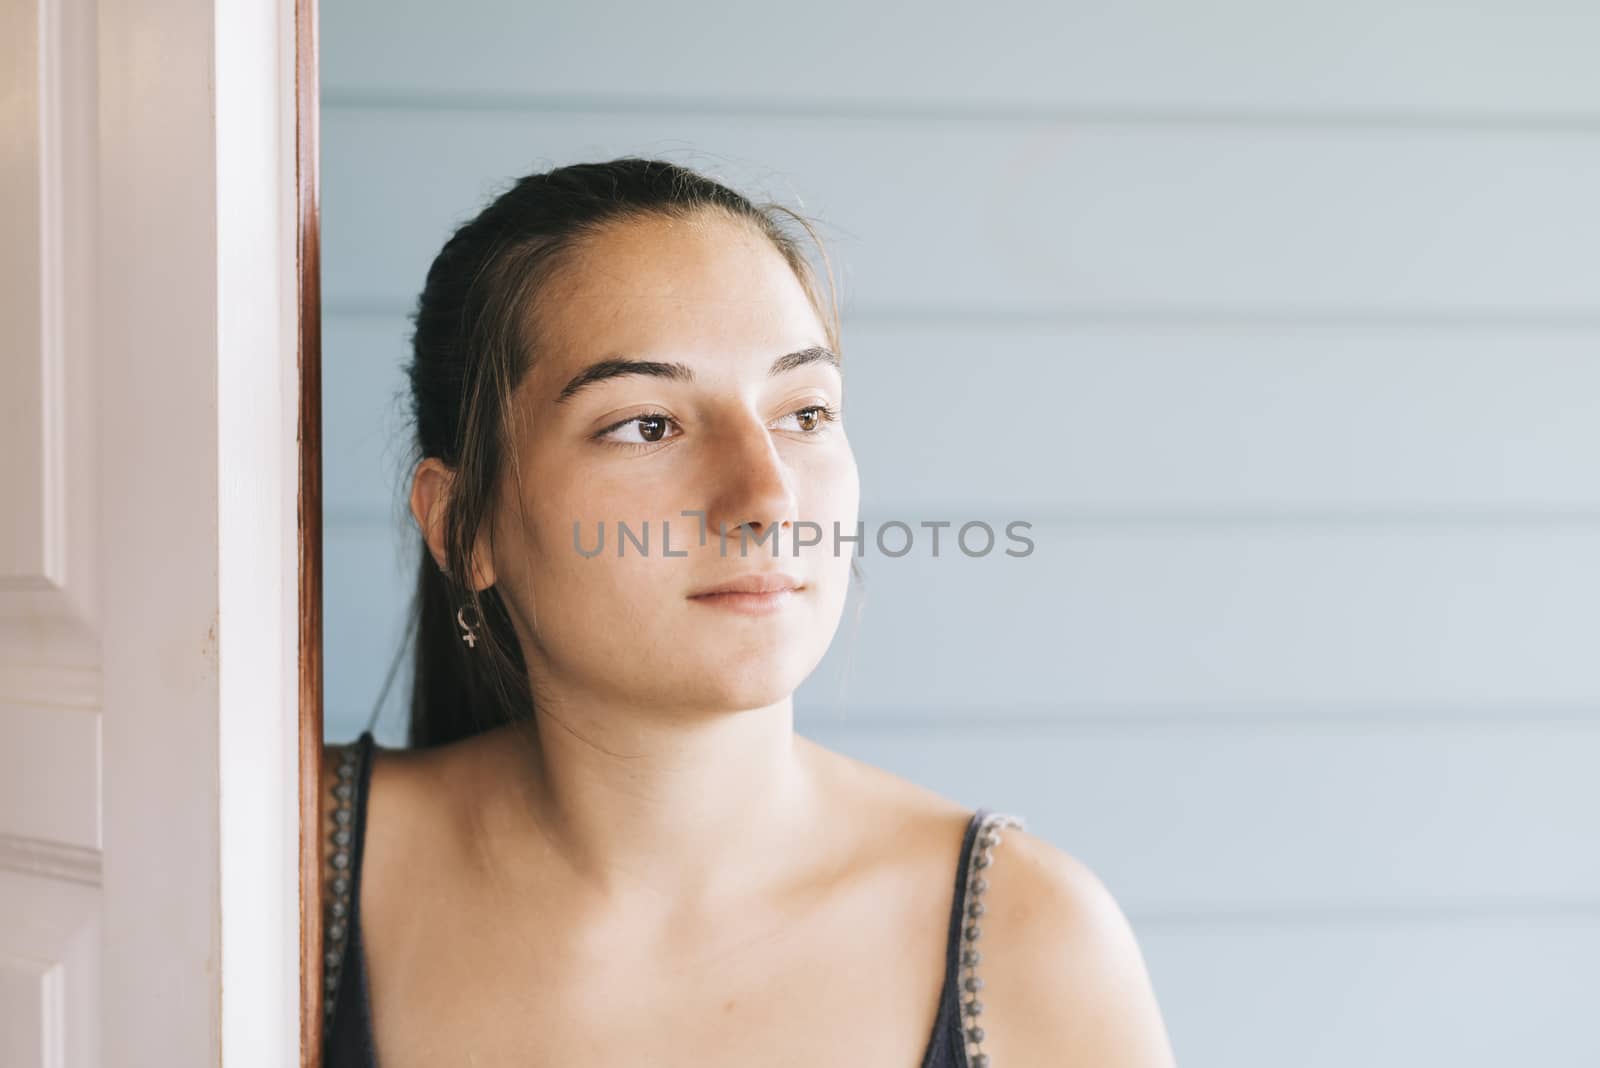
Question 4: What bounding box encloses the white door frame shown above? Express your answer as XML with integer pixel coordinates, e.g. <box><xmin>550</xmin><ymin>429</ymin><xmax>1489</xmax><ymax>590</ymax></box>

<box><xmin>2</xmin><ymin>0</ymin><xmax>315</xmax><ymax>1061</ymax></box>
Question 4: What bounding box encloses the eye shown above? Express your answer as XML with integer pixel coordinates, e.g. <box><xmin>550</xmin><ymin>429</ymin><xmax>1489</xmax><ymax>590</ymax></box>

<box><xmin>774</xmin><ymin>404</ymin><xmax>841</xmax><ymax>434</ymax></box>
<box><xmin>597</xmin><ymin>411</ymin><xmax>681</xmax><ymax>447</ymax></box>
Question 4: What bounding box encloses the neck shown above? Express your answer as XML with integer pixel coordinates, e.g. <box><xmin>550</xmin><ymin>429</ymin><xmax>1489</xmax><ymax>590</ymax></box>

<box><xmin>481</xmin><ymin>691</ymin><xmax>825</xmax><ymax>919</ymax></box>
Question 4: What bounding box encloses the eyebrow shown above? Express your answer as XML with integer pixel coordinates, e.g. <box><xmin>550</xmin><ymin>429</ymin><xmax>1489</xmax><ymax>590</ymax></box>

<box><xmin>553</xmin><ymin>345</ymin><xmax>840</xmax><ymax>405</ymax></box>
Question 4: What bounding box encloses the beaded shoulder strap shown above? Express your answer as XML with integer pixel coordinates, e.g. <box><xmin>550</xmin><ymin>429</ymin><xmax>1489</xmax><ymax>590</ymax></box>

<box><xmin>957</xmin><ymin>810</ymin><xmax>1027</xmax><ymax>1068</ymax></box>
<box><xmin>322</xmin><ymin>733</ymin><xmax>374</xmax><ymax>1024</ymax></box>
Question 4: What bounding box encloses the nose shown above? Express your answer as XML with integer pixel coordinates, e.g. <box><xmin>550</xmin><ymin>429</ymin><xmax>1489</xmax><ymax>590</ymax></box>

<box><xmin>704</xmin><ymin>414</ymin><xmax>800</xmax><ymax>549</ymax></box>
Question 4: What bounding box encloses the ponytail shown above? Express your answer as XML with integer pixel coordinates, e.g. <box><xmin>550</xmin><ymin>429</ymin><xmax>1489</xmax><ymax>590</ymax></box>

<box><xmin>404</xmin><ymin>542</ymin><xmax>530</xmax><ymax>748</ymax></box>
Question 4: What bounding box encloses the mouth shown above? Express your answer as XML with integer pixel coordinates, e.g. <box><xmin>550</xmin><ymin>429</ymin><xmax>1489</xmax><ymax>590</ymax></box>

<box><xmin>687</xmin><ymin>587</ymin><xmax>803</xmax><ymax>615</ymax></box>
<box><xmin>687</xmin><ymin>572</ymin><xmax>805</xmax><ymax>615</ymax></box>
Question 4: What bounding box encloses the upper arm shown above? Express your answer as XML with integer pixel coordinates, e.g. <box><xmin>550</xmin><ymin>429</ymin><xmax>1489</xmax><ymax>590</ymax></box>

<box><xmin>972</xmin><ymin>827</ymin><xmax>1177</xmax><ymax>1067</ymax></box>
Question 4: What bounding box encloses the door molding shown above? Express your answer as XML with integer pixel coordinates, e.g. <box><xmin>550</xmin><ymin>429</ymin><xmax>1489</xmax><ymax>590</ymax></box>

<box><xmin>296</xmin><ymin>0</ymin><xmax>326</xmax><ymax>1058</ymax></box>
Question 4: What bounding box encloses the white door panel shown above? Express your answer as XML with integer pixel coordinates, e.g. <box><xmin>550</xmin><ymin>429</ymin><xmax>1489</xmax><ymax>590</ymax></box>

<box><xmin>2</xmin><ymin>0</ymin><xmax>306</xmax><ymax>1061</ymax></box>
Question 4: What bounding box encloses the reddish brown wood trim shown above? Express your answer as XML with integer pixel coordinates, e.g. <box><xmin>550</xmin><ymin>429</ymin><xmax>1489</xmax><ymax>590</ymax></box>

<box><xmin>295</xmin><ymin>0</ymin><xmax>323</xmax><ymax>1059</ymax></box>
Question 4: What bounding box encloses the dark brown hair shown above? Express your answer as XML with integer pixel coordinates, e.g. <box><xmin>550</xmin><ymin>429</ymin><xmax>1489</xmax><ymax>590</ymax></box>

<box><xmin>386</xmin><ymin>157</ymin><xmax>851</xmax><ymax>749</ymax></box>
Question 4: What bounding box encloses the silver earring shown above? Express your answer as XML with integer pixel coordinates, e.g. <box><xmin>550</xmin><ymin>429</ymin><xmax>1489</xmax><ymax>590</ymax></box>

<box><xmin>456</xmin><ymin>605</ymin><xmax>480</xmax><ymax>648</ymax></box>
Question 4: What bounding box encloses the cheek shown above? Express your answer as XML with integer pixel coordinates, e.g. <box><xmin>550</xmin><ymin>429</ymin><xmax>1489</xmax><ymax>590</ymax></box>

<box><xmin>793</xmin><ymin>446</ymin><xmax>859</xmax><ymax>584</ymax></box>
<box><xmin>490</xmin><ymin>474</ymin><xmax>619</xmax><ymax>615</ymax></box>
<box><xmin>800</xmin><ymin>443</ymin><xmax>860</xmax><ymax>524</ymax></box>
<box><xmin>513</xmin><ymin>523</ymin><xmax>675</xmax><ymax>674</ymax></box>
<box><xmin>516</xmin><ymin>472</ymin><xmax>682</xmax><ymax>581</ymax></box>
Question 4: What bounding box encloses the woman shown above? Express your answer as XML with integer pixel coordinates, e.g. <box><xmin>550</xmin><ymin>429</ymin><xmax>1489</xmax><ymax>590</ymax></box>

<box><xmin>320</xmin><ymin>158</ymin><xmax>1176</xmax><ymax>1066</ymax></box>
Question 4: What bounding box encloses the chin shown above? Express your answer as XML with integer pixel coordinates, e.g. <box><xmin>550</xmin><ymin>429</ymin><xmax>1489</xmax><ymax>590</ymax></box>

<box><xmin>680</xmin><ymin>645</ymin><xmax>822</xmax><ymax>712</ymax></box>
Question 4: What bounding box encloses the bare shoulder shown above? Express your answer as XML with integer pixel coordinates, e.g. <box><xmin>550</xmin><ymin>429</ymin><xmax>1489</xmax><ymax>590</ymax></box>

<box><xmin>797</xmin><ymin>732</ymin><xmax>971</xmax><ymax>823</ymax></box>
<box><xmin>970</xmin><ymin>824</ymin><xmax>1176</xmax><ymax>1067</ymax></box>
<box><xmin>317</xmin><ymin>731</ymin><xmax>478</xmax><ymax>915</ymax></box>
<box><xmin>795</xmin><ymin>734</ymin><xmax>977</xmax><ymax>857</ymax></box>
<box><xmin>805</xmin><ymin>743</ymin><xmax>1174</xmax><ymax>1064</ymax></box>
<box><xmin>318</xmin><ymin>732</ymin><xmax>443</xmax><ymax>834</ymax></box>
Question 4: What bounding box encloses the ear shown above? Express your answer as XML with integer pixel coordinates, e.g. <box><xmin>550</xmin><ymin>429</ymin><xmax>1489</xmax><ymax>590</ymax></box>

<box><xmin>409</xmin><ymin>458</ymin><xmax>497</xmax><ymax>591</ymax></box>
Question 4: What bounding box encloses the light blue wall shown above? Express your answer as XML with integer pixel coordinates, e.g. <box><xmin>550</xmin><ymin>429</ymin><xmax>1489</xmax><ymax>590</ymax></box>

<box><xmin>319</xmin><ymin>4</ymin><xmax>1600</xmax><ymax>1064</ymax></box>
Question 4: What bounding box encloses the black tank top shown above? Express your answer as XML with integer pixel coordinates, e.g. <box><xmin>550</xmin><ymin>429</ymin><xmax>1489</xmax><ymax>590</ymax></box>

<box><xmin>323</xmin><ymin>730</ymin><xmax>1024</xmax><ymax>1067</ymax></box>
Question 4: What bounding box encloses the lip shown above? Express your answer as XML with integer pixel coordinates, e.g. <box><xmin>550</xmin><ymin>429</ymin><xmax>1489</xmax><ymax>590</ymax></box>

<box><xmin>687</xmin><ymin>572</ymin><xmax>805</xmax><ymax>616</ymax></box>
<box><xmin>688</xmin><ymin>572</ymin><xmax>804</xmax><ymax>597</ymax></box>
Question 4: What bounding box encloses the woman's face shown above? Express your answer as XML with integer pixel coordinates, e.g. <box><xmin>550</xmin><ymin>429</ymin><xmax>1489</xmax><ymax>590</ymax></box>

<box><xmin>487</xmin><ymin>210</ymin><xmax>859</xmax><ymax>716</ymax></box>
